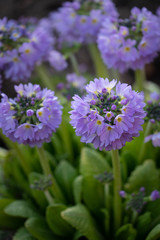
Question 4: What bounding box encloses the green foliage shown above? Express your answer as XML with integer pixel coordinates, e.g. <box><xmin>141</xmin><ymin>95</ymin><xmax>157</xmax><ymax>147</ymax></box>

<box><xmin>61</xmin><ymin>204</ymin><xmax>105</xmax><ymax>240</ymax></box>
<box><xmin>136</xmin><ymin>212</ymin><xmax>151</xmax><ymax>239</ymax></box>
<box><xmin>146</xmin><ymin>224</ymin><xmax>160</xmax><ymax>240</ymax></box>
<box><xmin>25</xmin><ymin>217</ymin><xmax>60</xmax><ymax>240</ymax></box>
<box><xmin>4</xmin><ymin>200</ymin><xmax>41</xmax><ymax>218</ymax></box>
<box><xmin>29</xmin><ymin>172</ymin><xmax>48</xmax><ymax>210</ymax></box>
<box><xmin>46</xmin><ymin>203</ymin><xmax>74</xmax><ymax>237</ymax></box>
<box><xmin>13</xmin><ymin>227</ymin><xmax>36</xmax><ymax>240</ymax></box>
<box><xmin>54</xmin><ymin>160</ymin><xmax>77</xmax><ymax>203</ymax></box>
<box><xmin>0</xmin><ymin>198</ymin><xmax>22</xmax><ymax>229</ymax></box>
<box><xmin>125</xmin><ymin>160</ymin><xmax>160</xmax><ymax>194</ymax></box>
<box><xmin>73</xmin><ymin>175</ymin><xmax>83</xmax><ymax>204</ymax></box>
<box><xmin>115</xmin><ymin>224</ymin><xmax>137</xmax><ymax>240</ymax></box>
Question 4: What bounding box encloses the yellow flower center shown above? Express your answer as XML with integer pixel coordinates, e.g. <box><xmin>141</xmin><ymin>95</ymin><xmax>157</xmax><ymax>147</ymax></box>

<box><xmin>92</xmin><ymin>19</ymin><xmax>97</xmax><ymax>24</ymax></box>
<box><xmin>122</xmin><ymin>30</ymin><xmax>127</xmax><ymax>36</ymax></box>
<box><xmin>97</xmin><ymin>120</ymin><xmax>102</xmax><ymax>125</ymax></box>
<box><xmin>13</xmin><ymin>33</ymin><xmax>18</xmax><ymax>37</ymax></box>
<box><xmin>81</xmin><ymin>18</ymin><xmax>86</xmax><ymax>23</ymax></box>
<box><xmin>107</xmin><ymin>112</ymin><xmax>112</xmax><ymax>118</ymax></box>
<box><xmin>25</xmin><ymin>49</ymin><xmax>31</xmax><ymax>54</ymax></box>
<box><xmin>107</xmin><ymin>126</ymin><xmax>112</xmax><ymax>131</ymax></box>
<box><xmin>12</xmin><ymin>57</ymin><xmax>19</xmax><ymax>62</ymax></box>
<box><xmin>71</xmin><ymin>12</ymin><xmax>76</xmax><ymax>18</ymax></box>
<box><xmin>143</xmin><ymin>27</ymin><xmax>148</xmax><ymax>32</ymax></box>
<box><xmin>141</xmin><ymin>42</ymin><xmax>147</xmax><ymax>48</ymax></box>
<box><xmin>0</xmin><ymin>26</ymin><xmax>5</xmax><ymax>31</ymax></box>
<box><xmin>25</xmin><ymin>124</ymin><xmax>31</xmax><ymax>129</ymax></box>
<box><xmin>124</xmin><ymin>47</ymin><xmax>130</xmax><ymax>52</ymax></box>
<box><xmin>123</xmin><ymin>108</ymin><xmax>126</xmax><ymax>112</ymax></box>
<box><xmin>38</xmin><ymin>111</ymin><xmax>43</xmax><ymax>116</ymax></box>
<box><xmin>117</xmin><ymin>117</ymin><xmax>122</xmax><ymax>122</ymax></box>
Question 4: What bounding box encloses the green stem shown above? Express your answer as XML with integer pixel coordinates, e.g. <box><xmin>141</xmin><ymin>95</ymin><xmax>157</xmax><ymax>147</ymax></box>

<box><xmin>37</xmin><ymin>147</ymin><xmax>66</xmax><ymax>203</ymax></box>
<box><xmin>69</xmin><ymin>54</ymin><xmax>80</xmax><ymax>75</ymax></box>
<box><xmin>134</xmin><ymin>68</ymin><xmax>146</xmax><ymax>92</ymax></box>
<box><xmin>139</xmin><ymin>121</ymin><xmax>152</xmax><ymax>163</ymax></box>
<box><xmin>111</xmin><ymin>149</ymin><xmax>122</xmax><ymax>230</ymax></box>
<box><xmin>88</xmin><ymin>43</ymin><xmax>109</xmax><ymax>78</ymax></box>
<box><xmin>0</xmin><ymin>131</ymin><xmax>31</xmax><ymax>175</ymax></box>
<box><xmin>44</xmin><ymin>190</ymin><xmax>54</xmax><ymax>204</ymax></box>
<box><xmin>36</xmin><ymin>65</ymin><xmax>54</xmax><ymax>90</ymax></box>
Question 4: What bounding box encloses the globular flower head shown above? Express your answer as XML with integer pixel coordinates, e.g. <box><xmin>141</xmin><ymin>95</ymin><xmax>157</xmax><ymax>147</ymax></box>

<box><xmin>57</xmin><ymin>73</ymin><xmax>87</xmax><ymax>100</ymax></box>
<box><xmin>69</xmin><ymin>77</ymin><xmax>145</xmax><ymax>151</ymax></box>
<box><xmin>150</xmin><ymin>190</ymin><xmax>160</xmax><ymax>201</ymax></box>
<box><xmin>50</xmin><ymin>0</ymin><xmax>118</xmax><ymax>45</ymax></box>
<box><xmin>144</xmin><ymin>91</ymin><xmax>160</xmax><ymax>147</ymax></box>
<box><xmin>98</xmin><ymin>7</ymin><xmax>160</xmax><ymax>72</ymax></box>
<box><xmin>0</xmin><ymin>83</ymin><xmax>62</xmax><ymax>147</ymax></box>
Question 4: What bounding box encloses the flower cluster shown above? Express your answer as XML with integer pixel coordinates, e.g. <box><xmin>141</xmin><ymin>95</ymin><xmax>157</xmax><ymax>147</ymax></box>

<box><xmin>70</xmin><ymin>78</ymin><xmax>145</xmax><ymax>150</ymax></box>
<box><xmin>145</xmin><ymin>92</ymin><xmax>160</xmax><ymax>147</ymax></box>
<box><xmin>50</xmin><ymin>0</ymin><xmax>118</xmax><ymax>46</ymax></box>
<box><xmin>57</xmin><ymin>73</ymin><xmax>86</xmax><ymax>100</ymax></box>
<box><xmin>0</xmin><ymin>83</ymin><xmax>62</xmax><ymax>147</ymax></box>
<box><xmin>120</xmin><ymin>188</ymin><xmax>160</xmax><ymax>213</ymax></box>
<box><xmin>98</xmin><ymin>7</ymin><xmax>160</xmax><ymax>72</ymax></box>
<box><xmin>0</xmin><ymin>17</ymin><xmax>67</xmax><ymax>82</ymax></box>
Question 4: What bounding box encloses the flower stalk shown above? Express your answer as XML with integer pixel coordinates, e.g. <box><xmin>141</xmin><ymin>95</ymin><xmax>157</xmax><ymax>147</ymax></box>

<box><xmin>37</xmin><ymin>147</ymin><xmax>66</xmax><ymax>203</ymax></box>
<box><xmin>88</xmin><ymin>43</ymin><xmax>109</xmax><ymax>78</ymax></box>
<box><xmin>111</xmin><ymin>149</ymin><xmax>122</xmax><ymax>230</ymax></box>
<box><xmin>134</xmin><ymin>68</ymin><xmax>146</xmax><ymax>92</ymax></box>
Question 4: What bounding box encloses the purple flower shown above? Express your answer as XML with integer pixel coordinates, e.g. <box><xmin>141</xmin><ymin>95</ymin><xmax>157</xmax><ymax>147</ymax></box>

<box><xmin>145</xmin><ymin>133</ymin><xmax>160</xmax><ymax>147</ymax></box>
<box><xmin>49</xmin><ymin>0</ymin><xmax>118</xmax><ymax>45</ymax></box>
<box><xmin>0</xmin><ymin>83</ymin><xmax>62</xmax><ymax>147</ymax></box>
<box><xmin>98</xmin><ymin>7</ymin><xmax>160</xmax><ymax>72</ymax></box>
<box><xmin>47</xmin><ymin>50</ymin><xmax>67</xmax><ymax>71</ymax></box>
<box><xmin>69</xmin><ymin>78</ymin><xmax>145</xmax><ymax>150</ymax></box>
<box><xmin>119</xmin><ymin>190</ymin><xmax>126</xmax><ymax>198</ymax></box>
<box><xmin>150</xmin><ymin>190</ymin><xmax>160</xmax><ymax>201</ymax></box>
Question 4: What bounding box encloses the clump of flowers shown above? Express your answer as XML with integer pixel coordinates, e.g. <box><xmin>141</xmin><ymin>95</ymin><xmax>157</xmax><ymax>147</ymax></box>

<box><xmin>50</xmin><ymin>0</ymin><xmax>118</xmax><ymax>46</ymax></box>
<box><xmin>0</xmin><ymin>17</ymin><xmax>67</xmax><ymax>82</ymax></box>
<box><xmin>70</xmin><ymin>77</ymin><xmax>146</xmax><ymax>150</ymax></box>
<box><xmin>145</xmin><ymin>92</ymin><xmax>160</xmax><ymax>147</ymax></box>
<box><xmin>98</xmin><ymin>7</ymin><xmax>160</xmax><ymax>72</ymax></box>
<box><xmin>0</xmin><ymin>83</ymin><xmax>62</xmax><ymax>147</ymax></box>
<box><xmin>120</xmin><ymin>188</ymin><xmax>160</xmax><ymax>213</ymax></box>
<box><xmin>57</xmin><ymin>73</ymin><xmax>86</xmax><ymax>100</ymax></box>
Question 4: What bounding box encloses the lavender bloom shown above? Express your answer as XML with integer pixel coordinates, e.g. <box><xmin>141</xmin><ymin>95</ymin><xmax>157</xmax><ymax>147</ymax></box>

<box><xmin>98</xmin><ymin>7</ymin><xmax>160</xmax><ymax>72</ymax></box>
<box><xmin>145</xmin><ymin>133</ymin><xmax>160</xmax><ymax>147</ymax></box>
<box><xmin>0</xmin><ymin>17</ymin><xmax>57</xmax><ymax>82</ymax></box>
<box><xmin>49</xmin><ymin>0</ymin><xmax>118</xmax><ymax>45</ymax></box>
<box><xmin>57</xmin><ymin>73</ymin><xmax>87</xmax><ymax>100</ymax></box>
<box><xmin>150</xmin><ymin>190</ymin><xmax>160</xmax><ymax>201</ymax></box>
<box><xmin>0</xmin><ymin>83</ymin><xmax>62</xmax><ymax>147</ymax></box>
<box><xmin>119</xmin><ymin>190</ymin><xmax>126</xmax><ymax>198</ymax></box>
<box><xmin>69</xmin><ymin>78</ymin><xmax>145</xmax><ymax>150</ymax></box>
<box><xmin>47</xmin><ymin>50</ymin><xmax>67</xmax><ymax>71</ymax></box>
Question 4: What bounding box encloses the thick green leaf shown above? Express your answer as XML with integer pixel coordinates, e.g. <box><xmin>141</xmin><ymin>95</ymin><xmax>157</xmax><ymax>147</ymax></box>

<box><xmin>29</xmin><ymin>172</ymin><xmax>48</xmax><ymax>209</ymax></box>
<box><xmin>13</xmin><ymin>227</ymin><xmax>36</xmax><ymax>240</ymax></box>
<box><xmin>146</xmin><ymin>224</ymin><xmax>160</xmax><ymax>240</ymax></box>
<box><xmin>73</xmin><ymin>175</ymin><xmax>83</xmax><ymax>204</ymax></box>
<box><xmin>125</xmin><ymin>160</ymin><xmax>159</xmax><ymax>194</ymax></box>
<box><xmin>0</xmin><ymin>198</ymin><xmax>22</xmax><ymax>229</ymax></box>
<box><xmin>146</xmin><ymin>199</ymin><xmax>160</xmax><ymax>229</ymax></box>
<box><xmin>25</xmin><ymin>217</ymin><xmax>60</xmax><ymax>240</ymax></box>
<box><xmin>136</xmin><ymin>212</ymin><xmax>151</xmax><ymax>238</ymax></box>
<box><xmin>61</xmin><ymin>204</ymin><xmax>105</xmax><ymax>240</ymax></box>
<box><xmin>115</xmin><ymin>224</ymin><xmax>137</xmax><ymax>240</ymax></box>
<box><xmin>80</xmin><ymin>147</ymin><xmax>111</xmax><ymax>177</ymax></box>
<box><xmin>82</xmin><ymin>176</ymin><xmax>104</xmax><ymax>215</ymax></box>
<box><xmin>5</xmin><ymin>200</ymin><xmax>40</xmax><ymax>218</ymax></box>
<box><xmin>46</xmin><ymin>203</ymin><xmax>74</xmax><ymax>237</ymax></box>
<box><xmin>54</xmin><ymin>160</ymin><xmax>77</xmax><ymax>202</ymax></box>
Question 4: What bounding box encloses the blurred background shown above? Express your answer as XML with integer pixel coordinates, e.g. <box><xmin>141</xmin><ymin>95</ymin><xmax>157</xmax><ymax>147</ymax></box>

<box><xmin>0</xmin><ymin>0</ymin><xmax>160</xmax><ymax>87</ymax></box>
